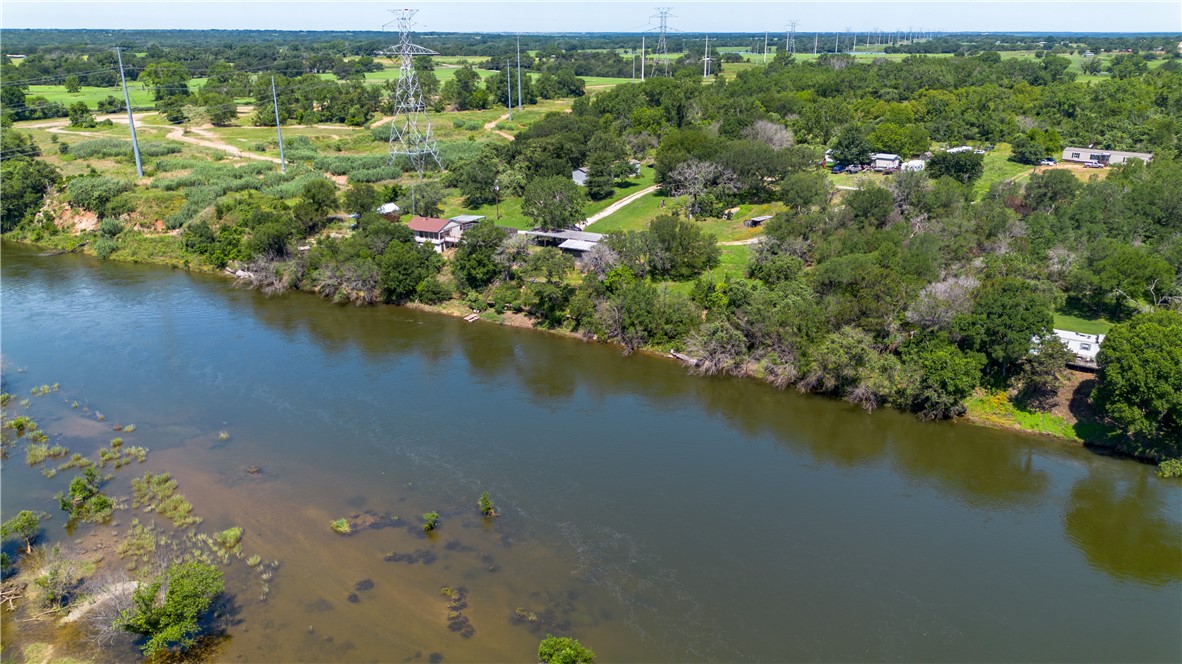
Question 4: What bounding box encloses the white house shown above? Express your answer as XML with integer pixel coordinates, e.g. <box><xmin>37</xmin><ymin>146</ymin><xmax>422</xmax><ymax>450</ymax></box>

<box><xmin>870</xmin><ymin>153</ymin><xmax>902</xmax><ymax>171</ymax></box>
<box><xmin>901</xmin><ymin>159</ymin><xmax>926</xmax><ymax>172</ymax></box>
<box><xmin>1061</xmin><ymin>147</ymin><xmax>1153</xmax><ymax>166</ymax></box>
<box><xmin>1051</xmin><ymin>329</ymin><xmax>1105</xmax><ymax>368</ymax></box>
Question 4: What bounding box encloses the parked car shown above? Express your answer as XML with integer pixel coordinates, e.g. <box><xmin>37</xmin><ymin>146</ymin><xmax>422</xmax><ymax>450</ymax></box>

<box><xmin>845</xmin><ymin>164</ymin><xmax>863</xmax><ymax>173</ymax></box>
<box><xmin>1039</xmin><ymin>158</ymin><xmax>1057</xmax><ymax>166</ymax></box>
<box><xmin>1084</xmin><ymin>161</ymin><xmax>1105</xmax><ymax>168</ymax></box>
<box><xmin>830</xmin><ymin>165</ymin><xmax>846</xmax><ymax>174</ymax></box>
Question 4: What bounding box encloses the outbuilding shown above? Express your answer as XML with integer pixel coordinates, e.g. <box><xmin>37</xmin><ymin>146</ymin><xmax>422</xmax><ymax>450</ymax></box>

<box><xmin>572</xmin><ymin>168</ymin><xmax>589</xmax><ymax>186</ymax></box>
<box><xmin>1049</xmin><ymin>329</ymin><xmax>1105</xmax><ymax>370</ymax></box>
<box><xmin>901</xmin><ymin>159</ymin><xmax>925</xmax><ymax>172</ymax></box>
<box><xmin>870</xmin><ymin>153</ymin><xmax>902</xmax><ymax>171</ymax></box>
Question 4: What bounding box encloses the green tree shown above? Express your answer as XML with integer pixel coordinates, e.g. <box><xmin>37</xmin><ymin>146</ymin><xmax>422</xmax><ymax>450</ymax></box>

<box><xmin>1067</xmin><ymin>240</ymin><xmax>1176</xmax><ymax>317</ymax></box>
<box><xmin>523</xmin><ymin>247</ymin><xmax>576</xmax><ymax>326</ymax></box>
<box><xmin>117</xmin><ymin>561</ymin><xmax>225</xmax><ymax>657</ymax></box>
<box><xmin>139</xmin><ymin>61</ymin><xmax>191</xmax><ymax>101</ymax></box>
<box><xmin>302</xmin><ymin>178</ymin><xmax>339</xmax><ymax>217</ymax></box>
<box><xmin>830</xmin><ymin>123</ymin><xmax>872</xmax><ymax>166</ymax></box>
<box><xmin>202</xmin><ymin>93</ymin><xmax>237</xmax><ymax>126</ymax></box>
<box><xmin>400</xmin><ymin>181</ymin><xmax>446</xmax><ymax>218</ymax></box>
<box><xmin>522</xmin><ymin>175</ymin><xmax>586</xmax><ymax>230</ymax></box>
<box><xmin>538</xmin><ymin>635</ymin><xmax>595</xmax><ymax>664</ymax></box>
<box><xmin>1009</xmin><ymin>134</ymin><xmax>1047</xmax><ymax>165</ymax></box>
<box><xmin>452</xmin><ymin>221</ymin><xmax>508</xmax><ymax>290</ymax></box>
<box><xmin>1016</xmin><ymin>336</ymin><xmax>1075</xmax><ymax>412</ymax></box>
<box><xmin>1094</xmin><ymin>310</ymin><xmax>1182</xmax><ymax>448</ymax></box>
<box><xmin>1</xmin><ymin>510</ymin><xmax>45</xmax><ymax>554</ymax></box>
<box><xmin>67</xmin><ymin>101</ymin><xmax>95</xmax><ymax>128</ymax></box>
<box><xmin>452</xmin><ymin>156</ymin><xmax>499</xmax><ymax>207</ymax></box>
<box><xmin>647</xmin><ymin>214</ymin><xmax>721</xmax><ymax>280</ymax></box>
<box><xmin>901</xmin><ymin>337</ymin><xmax>985</xmax><ymax>419</ymax></box>
<box><xmin>926</xmin><ymin>151</ymin><xmax>984</xmax><ymax>185</ymax></box>
<box><xmin>953</xmin><ymin>277</ymin><xmax>1053</xmax><ymax>375</ymax></box>
<box><xmin>343</xmin><ymin>183</ymin><xmax>379</xmax><ymax>216</ymax></box>
<box><xmin>64</xmin><ymin>75</ymin><xmax>81</xmax><ymax>93</ymax></box>
<box><xmin>379</xmin><ymin>239</ymin><xmax>441</xmax><ymax>302</ymax></box>
<box><xmin>779</xmin><ymin>171</ymin><xmax>829</xmax><ymax>212</ymax></box>
<box><xmin>0</xmin><ymin>157</ymin><xmax>61</xmax><ymax>232</ymax></box>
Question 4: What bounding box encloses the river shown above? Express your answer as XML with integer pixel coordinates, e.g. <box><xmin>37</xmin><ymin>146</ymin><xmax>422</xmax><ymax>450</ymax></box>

<box><xmin>1</xmin><ymin>242</ymin><xmax>1179</xmax><ymax>662</ymax></box>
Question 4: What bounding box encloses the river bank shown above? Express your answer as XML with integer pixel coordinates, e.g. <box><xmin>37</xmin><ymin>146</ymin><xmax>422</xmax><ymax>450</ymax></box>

<box><xmin>0</xmin><ymin>233</ymin><xmax>1139</xmax><ymax>462</ymax></box>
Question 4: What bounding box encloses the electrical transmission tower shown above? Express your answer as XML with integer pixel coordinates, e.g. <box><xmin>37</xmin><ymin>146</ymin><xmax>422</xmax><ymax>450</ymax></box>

<box><xmin>649</xmin><ymin>7</ymin><xmax>674</xmax><ymax>78</ymax></box>
<box><xmin>377</xmin><ymin>9</ymin><xmax>441</xmax><ymax>176</ymax></box>
<box><xmin>788</xmin><ymin>20</ymin><xmax>798</xmax><ymax>55</ymax></box>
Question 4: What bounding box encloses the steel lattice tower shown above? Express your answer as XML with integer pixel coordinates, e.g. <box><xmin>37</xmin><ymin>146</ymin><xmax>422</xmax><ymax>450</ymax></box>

<box><xmin>649</xmin><ymin>7</ymin><xmax>674</xmax><ymax>78</ymax></box>
<box><xmin>377</xmin><ymin>9</ymin><xmax>442</xmax><ymax>175</ymax></box>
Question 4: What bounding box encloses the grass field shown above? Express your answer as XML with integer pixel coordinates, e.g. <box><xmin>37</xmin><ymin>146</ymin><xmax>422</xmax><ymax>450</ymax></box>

<box><xmin>584</xmin><ymin>190</ymin><xmax>666</xmax><ymax>233</ymax></box>
<box><xmin>1054</xmin><ymin>311</ymin><xmax>1114</xmax><ymax>336</ymax></box>
<box><xmin>973</xmin><ymin>143</ymin><xmax>1034</xmax><ymax>198</ymax></box>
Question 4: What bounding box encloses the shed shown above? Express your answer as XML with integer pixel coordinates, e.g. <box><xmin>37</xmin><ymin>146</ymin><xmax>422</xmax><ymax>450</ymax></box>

<box><xmin>744</xmin><ymin>215</ymin><xmax>774</xmax><ymax>228</ymax></box>
<box><xmin>870</xmin><ymin>153</ymin><xmax>902</xmax><ymax>171</ymax></box>
<box><xmin>946</xmin><ymin>145</ymin><xmax>974</xmax><ymax>153</ymax></box>
<box><xmin>377</xmin><ymin>202</ymin><xmax>401</xmax><ymax>220</ymax></box>
<box><xmin>449</xmin><ymin>214</ymin><xmax>485</xmax><ymax>231</ymax></box>
<box><xmin>901</xmin><ymin>159</ymin><xmax>925</xmax><ymax>172</ymax></box>
<box><xmin>572</xmin><ymin>168</ymin><xmax>589</xmax><ymax>186</ymax></box>
<box><xmin>558</xmin><ymin>239</ymin><xmax>597</xmax><ymax>258</ymax></box>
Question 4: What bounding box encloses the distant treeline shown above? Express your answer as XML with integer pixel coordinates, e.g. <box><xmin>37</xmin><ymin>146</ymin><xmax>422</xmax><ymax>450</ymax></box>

<box><xmin>3</xmin><ymin>29</ymin><xmax>1179</xmax><ymax>58</ymax></box>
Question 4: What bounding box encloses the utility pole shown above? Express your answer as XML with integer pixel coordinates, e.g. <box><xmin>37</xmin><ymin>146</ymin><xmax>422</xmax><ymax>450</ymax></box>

<box><xmin>703</xmin><ymin>34</ymin><xmax>711</xmax><ymax>78</ymax></box>
<box><xmin>641</xmin><ymin>35</ymin><xmax>646</xmax><ymax>82</ymax></box>
<box><xmin>516</xmin><ymin>35</ymin><xmax>522</xmax><ymax>111</ymax></box>
<box><xmin>814</xmin><ymin>33</ymin><xmax>818</xmax><ymax>55</ymax></box>
<box><xmin>271</xmin><ymin>76</ymin><xmax>285</xmax><ymax>174</ymax></box>
<box><xmin>115</xmin><ymin>47</ymin><xmax>143</xmax><ymax>178</ymax></box>
<box><xmin>763</xmin><ymin>31</ymin><xmax>768</xmax><ymax>65</ymax></box>
<box><xmin>834</xmin><ymin>33</ymin><xmax>839</xmax><ymax>54</ymax></box>
<box><xmin>506</xmin><ymin>61</ymin><xmax>513</xmax><ymax>120</ymax></box>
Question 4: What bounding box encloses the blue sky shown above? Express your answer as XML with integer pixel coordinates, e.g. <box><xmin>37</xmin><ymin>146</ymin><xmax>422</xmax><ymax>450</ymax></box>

<box><xmin>3</xmin><ymin>1</ymin><xmax>1179</xmax><ymax>33</ymax></box>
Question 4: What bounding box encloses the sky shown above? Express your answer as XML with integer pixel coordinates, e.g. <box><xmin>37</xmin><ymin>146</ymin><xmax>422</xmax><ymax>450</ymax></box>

<box><xmin>2</xmin><ymin>0</ymin><xmax>1179</xmax><ymax>34</ymax></box>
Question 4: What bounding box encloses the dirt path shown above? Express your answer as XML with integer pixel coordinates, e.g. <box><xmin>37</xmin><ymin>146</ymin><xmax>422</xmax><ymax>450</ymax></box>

<box><xmin>720</xmin><ymin>236</ymin><xmax>764</xmax><ymax>246</ymax></box>
<box><xmin>581</xmin><ymin>185</ymin><xmax>659</xmax><ymax>229</ymax></box>
<box><xmin>483</xmin><ymin>113</ymin><xmax>514</xmax><ymax>140</ymax></box>
<box><xmin>166</xmin><ymin>125</ymin><xmax>282</xmax><ymax>164</ymax></box>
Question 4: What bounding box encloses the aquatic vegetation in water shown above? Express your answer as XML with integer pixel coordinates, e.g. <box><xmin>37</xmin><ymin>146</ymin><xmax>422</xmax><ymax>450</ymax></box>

<box><xmin>354</xmin><ymin>578</ymin><xmax>374</xmax><ymax>592</ymax></box>
<box><xmin>423</xmin><ymin>512</ymin><xmax>440</xmax><ymax>532</ymax></box>
<box><xmin>331</xmin><ymin>518</ymin><xmax>352</xmax><ymax>535</ymax></box>
<box><xmin>110</xmin><ymin>437</ymin><xmax>123</xmax><ymax>449</ymax></box>
<box><xmin>478</xmin><ymin>491</ymin><xmax>498</xmax><ymax>517</ymax></box>
<box><xmin>245</xmin><ymin>465</ymin><xmax>262</xmax><ymax>475</ymax></box>
<box><xmin>217</xmin><ymin>430</ymin><xmax>230</xmax><ymax>441</ymax></box>
<box><xmin>117</xmin><ymin>520</ymin><xmax>159</xmax><ymax>561</ymax></box>
<box><xmin>215</xmin><ymin>527</ymin><xmax>243</xmax><ymax>550</ymax></box>
<box><xmin>27</xmin><ymin>442</ymin><xmax>67</xmax><ymax>466</ymax></box>
<box><xmin>123</xmin><ymin>424</ymin><xmax>136</xmax><ymax>433</ymax></box>
<box><xmin>538</xmin><ymin>635</ymin><xmax>595</xmax><ymax>664</ymax></box>
<box><xmin>0</xmin><ymin>393</ymin><xmax>12</xmax><ymax>407</ymax></box>
<box><xmin>133</xmin><ymin>472</ymin><xmax>177</xmax><ymax>508</ymax></box>
<box><xmin>29</xmin><ymin>384</ymin><xmax>59</xmax><ymax>397</ymax></box>
<box><xmin>441</xmin><ymin>585</ymin><xmax>474</xmax><ymax>637</ymax></box>
<box><xmin>246</xmin><ymin>555</ymin><xmax>262</xmax><ymax>567</ymax></box>
<box><xmin>57</xmin><ymin>467</ymin><xmax>113</xmax><ymax>524</ymax></box>
<box><xmin>157</xmin><ymin>495</ymin><xmax>201</xmax><ymax>528</ymax></box>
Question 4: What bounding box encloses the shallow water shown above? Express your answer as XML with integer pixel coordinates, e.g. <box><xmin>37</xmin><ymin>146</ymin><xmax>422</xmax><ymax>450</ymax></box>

<box><xmin>2</xmin><ymin>242</ymin><xmax>1179</xmax><ymax>662</ymax></box>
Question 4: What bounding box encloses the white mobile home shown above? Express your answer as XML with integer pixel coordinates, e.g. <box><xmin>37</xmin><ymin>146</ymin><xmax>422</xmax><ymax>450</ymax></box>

<box><xmin>1061</xmin><ymin>147</ymin><xmax>1153</xmax><ymax>166</ymax></box>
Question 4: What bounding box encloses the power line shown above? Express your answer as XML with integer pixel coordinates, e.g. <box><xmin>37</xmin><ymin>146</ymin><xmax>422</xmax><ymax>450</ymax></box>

<box><xmin>376</xmin><ymin>8</ymin><xmax>441</xmax><ymax>182</ymax></box>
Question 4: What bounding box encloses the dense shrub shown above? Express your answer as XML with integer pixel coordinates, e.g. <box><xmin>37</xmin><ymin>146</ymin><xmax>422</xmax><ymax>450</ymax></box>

<box><xmin>66</xmin><ymin>176</ymin><xmax>134</xmax><ymax>217</ymax></box>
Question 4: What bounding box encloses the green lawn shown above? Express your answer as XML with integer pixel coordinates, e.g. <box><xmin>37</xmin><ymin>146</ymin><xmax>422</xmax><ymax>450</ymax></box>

<box><xmin>1054</xmin><ymin>311</ymin><xmax>1114</xmax><ymax>336</ymax></box>
<box><xmin>712</xmin><ymin>244</ymin><xmax>751</xmax><ymax>280</ymax></box>
<box><xmin>584</xmin><ymin>190</ymin><xmax>667</xmax><ymax>233</ymax></box>
<box><xmin>26</xmin><ymin>83</ymin><xmax>155</xmax><ymax>109</ymax></box>
<box><xmin>973</xmin><ymin>143</ymin><xmax>1033</xmax><ymax>199</ymax></box>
